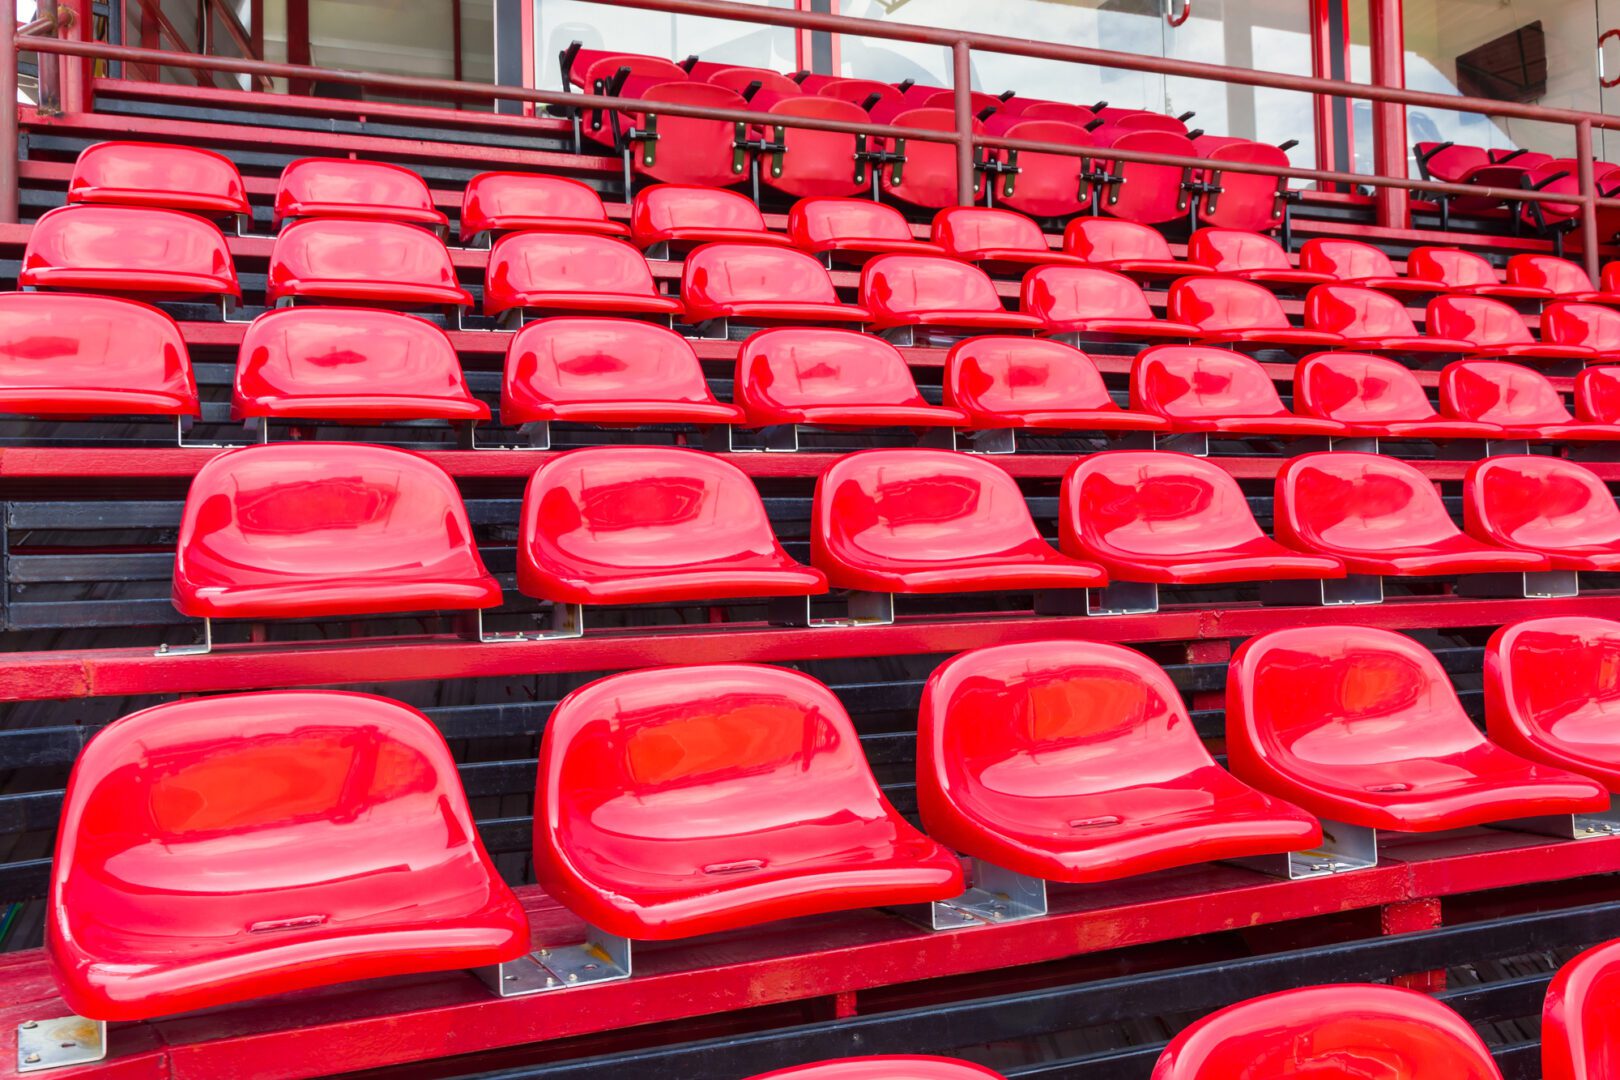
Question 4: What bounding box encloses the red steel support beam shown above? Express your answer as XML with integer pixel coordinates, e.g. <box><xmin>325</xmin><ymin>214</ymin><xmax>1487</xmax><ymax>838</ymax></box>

<box><xmin>952</xmin><ymin>39</ymin><xmax>973</xmax><ymax>207</ymax></box>
<box><xmin>1367</xmin><ymin>0</ymin><xmax>1409</xmax><ymax>229</ymax></box>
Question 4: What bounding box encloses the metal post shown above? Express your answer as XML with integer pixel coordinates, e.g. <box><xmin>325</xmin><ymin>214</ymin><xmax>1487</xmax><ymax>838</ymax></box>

<box><xmin>35</xmin><ymin>0</ymin><xmax>60</xmax><ymax>114</ymax></box>
<box><xmin>952</xmin><ymin>39</ymin><xmax>974</xmax><ymax>206</ymax></box>
<box><xmin>1578</xmin><ymin>119</ymin><xmax>1601</xmax><ymax>283</ymax></box>
<box><xmin>0</xmin><ymin>22</ymin><xmax>16</xmax><ymax>224</ymax></box>
<box><xmin>1367</xmin><ymin>0</ymin><xmax>1408</xmax><ymax>229</ymax></box>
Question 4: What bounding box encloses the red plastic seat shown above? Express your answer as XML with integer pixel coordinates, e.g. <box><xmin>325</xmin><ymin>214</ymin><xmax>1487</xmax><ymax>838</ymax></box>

<box><xmin>1021</xmin><ymin>266</ymin><xmax>1197</xmax><ymax>339</ymax></box>
<box><xmin>1507</xmin><ymin>253</ymin><xmax>1620</xmax><ymax>305</ymax></box>
<box><xmin>502</xmin><ymin>317</ymin><xmax>742</xmax><ymax>429</ymax></box>
<box><xmin>1543</xmin><ymin>938</ymin><xmax>1620</xmax><ymax>1080</ymax></box>
<box><xmin>1096</xmin><ymin>130</ymin><xmax>1198</xmax><ymax>226</ymax></box>
<box><xmin>1273</xmin><ymin>452</ymin><xmax>1552</xmax><ymax>577</ymax></box>
<box><xmin>735</xmin><ymin>327</ymin><xmax>966</xmax><ymax>429</ymax></box>
<box><xmin>877</xmin><ymin>108</ymin><xmax>981</xmax><ymax>209</ymax></box>
<box><xmin>786</xmin><ymin>197</ymin><xmax>944</xmax><ymax>261</ymax></box>
<box><xmin>861</xmin><ymin>255</ymin><xmax>1042</xmax><ymax>335</ymax></box>
<box><xmin>232</xmin><ymin>307</ymin><xmax>485</xmax><ymax>424</ymax></box>
<box><xmin>1299</xmin><ymin>238</ymin><xmax>1446</xmax><ymax>294</ymax></box>
<box><xmin>1303</xmin><ymin>284</ymin><xmax>1476</xmax><ymax>353</ymax></box>
<box><xmin>21</xmin><ymin>205</ymin><xmax>241</xmax><ymax>305</ymax></box>
<box><xmin>759</xmin><ymin>96</ymin><xmax>872</xmax><ymax>199</ymax></box>
<box><xmin>267</xmin><ymin>218</ymin><xmax>472</xmax><ymax>312</ymax></box>
<box><xmin>1546</xmin><ymin>302</ymin><xmax>1620</xmax><ymax>362</ymax></box>
<box><xmin>572</xmin><ymin>52</ymin><xmax>687</xmax><ymax>146</ymax></box>
<box><xmin>172</xmin><ymin>443</ymin><xmax>502</xmax><ymax>620</ymax></box>
<box><xmin>484</xmin><ymin>232</ymin><xmax>682</xmax><ymax>321</ymax></box>
<box><xmin>989</xmin><ymin>119</ymin><xmax>1096</xmax><ymax>218</ymax></box>
<box><xmin>1464</xmin><ymin>457</ymin><xmax>1620</xmax><ymax>571</ymax></box>
<box><xmin>1166</xmin><ymin>276</ymin><xmax>1345</xmax><ymax>349</ymax></box>
<box><xmin>67</xmin><ymin>141</ymin><xmax>249</xmax><ymax>221</ymax></box>
<box><xmin>1062</xmin><ymin>451</ymin><xmax>1344</xmax><ymax>584</ymax></box>
<box><xmin>1440</xmin><ymin>360</ymin><xmax>1620</xmax><ymax>441</ymax></box>
<box><xmin>1577</xmin><ymin>364</ymin><xmax>1620</xmax><ymax>422</ymax></box>
<box><xmin>1194</xmin><ymin>138</ymin><xmax>1290</xmax><ymax>233</ymax></box>
<box><xmin>1427</xmin><ymin>294</ymin><xmax>1597</xmax><ymax>362</ymax></box>
<box><xmin>918</xmin><ymin>640</ymin><xmax>1320</xmax><ymax>884</ymax></box>
<box><xmin>1063</xmin><ymin>218</ymin><xmax>1209</xmax><ymax>280</ymax></box>
<box><xmin>931</xmin><ymin>207</ymin><xmax>1084</xmax><ymax>269</ymax></box>
<box><xmin>1185</xmin><ymin>227</ymin><xmax>1332</xmax><ymax>287</ymax></box>
<box><xmin>625</xmin><ymin>82</ymin><xmax>750</xmax><ymax>188</ymax></box>
<box><xmin>704</xmin><ymin>65</ymin><xmax>802</xmax><ymax>109</ymax></box>
<box><xmin>745</xmin><ymin>1058</ymin><xmax>1005</xmax><ymax>1080</ymax></box>
<box><xmin>812</xmin><ymin>449</ymin><xmax>1107</xmax><ymax>595</ymax></box>
<box><xmin>519</xmin><ymin>446</ymin><xmax>825</xmax><ymax>606</ymax></box>
<box><xmin>681</xmin><ymin>243</ymin><xmax>870</xmax><ymax>327</ymax></box>
<box><xmin>943</xmin><ymin>336</ymin><xmax>1167</xmax><ymax>433</ymax></box>
<box><xmin>458</xmin><ymin>172</ymin><xmax>629</xmax><ymax>243</ymax></box>
<box><xmin>273</xmin><ymin>158</ymin><xmax>445</xmax><ymax>230</ymax></box>
<box><xmin>1406</xmin><ymin>247</ymin><xmax>1549</xmax><ymax>299</ymax></box>
<box><xmin>1150</xmin><ymin>984</ymin><xmax>1505</xmax><ymax>1080</ymax></box>
<box><xmin>46</xmin><ymin>690</ymin><xmax>530</xmax><ymax>1022</ymax></box>
<box><xmin>817</xmin><ymin>77</ymin><xmax>905</xmax><ymax>119</ymax></box>
<box><xmin>630</xmin><ymin>184</ymin><xmax>792</xmax><ymax>253</ymax></box>
<box><xmin>0</xmin><ymin>293</ymin><xmax>198</xmax><ymax>419</ymax></box>
<box><xmin>1131</xmin><ymin>346</ymin><xmax>1345</xmax><ymax>437</ymax></box>
<box><xmin>1293</xmin><ymin>351</ymin><xmax>1503</xmax><ymax>441</ymax></box>
<box><xmin>534</xmin><ymin>664</ymin><xmax>962</xmax><ymax>940</ymax></box>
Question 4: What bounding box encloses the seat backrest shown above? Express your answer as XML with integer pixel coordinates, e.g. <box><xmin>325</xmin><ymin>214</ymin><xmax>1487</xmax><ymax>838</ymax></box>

<box><xmin>705</xmin><ymin>65</ymin><xmax>802</xmax><ymax>104</ymax></box>
<box><xmin>1294</xmin><ymin>351</ymin><xmax>1440</xmax><ymax>423</ymax></box>
<box><xmin>1440</xmin><ymin>359</ymin><xmax>1575</xmax><ymax>425</ymax></box>
<box><xmin>1274</xmin><ymin>451</ymin><xmax>1467</xmax><ymax>552</ymax></box>
<box><xmin>944</xmin><ymin>336</ymin><xmax>1115</xmax><ymax>414</ymax></box>
<box><xmin>576</xmin><ymin>51</ymin><xmax>686</xmax><ymax>90</ymax></box>
<box><xmin>1062</xmin><ymin>450</ymin><xmax>1270</xmax><ymax>559</ymax></box>
<box><xmin>1407</xmin><ymin>247</ymin><xmax>1501</xmax><ymax>289</ymax></box>
<box><xmin>817</xmin><ymin>77</ymin><xmax>904</xmax><ymax>116</ymax></box>
<box><xmin>460</xmin><ymin>172</ymin><xmax>618</xmax><ymax>241</ymax></box>
<box><xmin>21</xmin><ymin>204</ymin><xmax>241</xmax><ymax>297</ymax></box>
<box><xmin>1299</xmin><ymin>238</ymin><xmax>1400</xmax><ymax>281</ymax></box>
<box><xmin>1022</xmin><ymin>266</ymin><xmax>1155</xmax><ymax>322</ymax></box>
<box><xmin>1303</xmin><ymin>284</ymin><xmax>1422</xmax><ymax>338</ymax></box>
<box><xmin>68</xmin><ymin>141</ymin><xmax>248</xmax><ymax>217</ymax></box>
<box><xmin>274</xmin><ymin>158</ymin><xmax>439</xmax><ymax>226</ymax></box>
<box><xmin>919</xmin><ymin>87</ymin><xmax>1007</xmax><ymax>115</ymax></box>
<box><xmin>683</xmin><ymin>242</ymin><xmax>844</xmax><ymax>307</ymax></box>
<box><xmin>1185</xmin><ymin>227</ymin><xmax>1294</xmax><ymax>274</ymax></box>
<box><xmin>1464</xmin><ymin>456</ymin><xmax>1620</xmax><ymax>554</ymax></box>
<box><xmin>1576</xmin><ymin>364</ymin><xmax>1620</xmax><ymax>423</ymax></box>
<box><xmin>1426</xmin><ymin>295</ymin><xmax>1535</xmax><ymax>347</ymax></box>
<box><xmin>1098</xmin><ymin>130</ymin><xmax>1199</xmax><ymax>225</ymax></box>
<box><xmin>1544</xmin><ymin>938</ymin><xmax>1620</xmax><ymax>1080</ymax></box>
<box><xmin>932</xmin><ymin>207</ymin><xmax>1049</xmax><ymax>259</ymax></box>
<box><xmin>485</xmin><ymin>232</ymin><xmax>662</xmax><ymax>316</ymax></box>
<box><xmin>503</xmin><ymin>317</ymin><xmax>717</xmax><ymax>419</ymax></box>
<box><xmin>862</xmin><ymin>254</ymin><xmax>1007</xmax><ymax>321</ymax></box>
<box><xmin>736</xmin><ymin>327</ymin><xmax>928</xmax><ymax>411</ymax></box>
<box><xmin>1165</xmin><ymin>275</ymin><xmax>1289</xmax><ymax>331</ymax></box>
<box><xmin>766</xmin><ymin>96</ymin><xmax>870</xmax><ymax>198</ymax></box>
<box><xmin>1415</xmin><ymin>141</ymin><xmax>1491</xmax><ymax>182</ymax></box>
<box><xmin>1021</xmin><ymin>100</ymin><xmax>1100</xmax><ymax>127</ymax></box>
<box><xmin>787</xmin><ymin>197</ymin><xmax>921</xmax><ymax>251</ymax></box>
<box><xmin>266</xmin><ymin>217</ymin><xmax>465</xmax><ymax>306</ymax></box>
<box><xmin>633</xmin><ymin>81</ymin><xmax>751</xmax><ymax>188</ymax></box>
<box><xmin>632</xmin><ymin>184</ymin><xmax>772</xmax><ymax>247</ymax></box>
<box><xmin>1545</xmin><ymin>302</ymin><xmax>1620</xmax><ymax>355</ymax></box>
<box><xmin>1131</xmin><ymin>345</ymin><xmax>1290</xmax><ymax>420</ymax></box>
<box><xmin>995</xmin><ymin>120</ymin><xmax>1096</xmax><ymax>217</ymax></box>
<box><xmin>1494</xmin><ymin>149</ymin><xmax>1554</xmax><ymax>169</ymax></box>
<box><xmin>1150</xmin><ymin>983</ymin><xmax>1503</xmax><ymax>1080</ymax></box>
<box><xmin>881</xmin><ymin>108</ymin><xmax>980</xmax><ymax>208</ymax></box>
<box><xmin>1507</xmin><ymin>253</ymin><xmax>1595</xmax><ymax>296</ymax></box>
<box><xmin>1064</xmin><ymin>218</ymin><xmax>1175</xmax><ymax>264</ymax></box>
<box><xmin>1197</xmin><ymin>140</ymin><xmax>1289</xmax><ymax>231</ymax></box>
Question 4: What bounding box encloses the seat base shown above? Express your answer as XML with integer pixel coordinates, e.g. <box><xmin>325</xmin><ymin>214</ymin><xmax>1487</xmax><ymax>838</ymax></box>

<box><xmin>1454</xmin><ymin>570</ymin><xmax>1581</xmax><ymax>600</ymax></box>
<box><xmin>1491</xmin><ymin>799</ymin><xmax>1620</xmax><ymax>841</ymax></box>
<box><xmin>1084</xmin><ymin>580</ymin><xmax>1160</xmax><ymax>615</ymax></box>
<box><xmin>1261</xmin><ymin>574</ymin><xmax>1385</xmax><ymax>606</ymax></box>
<box><xmin>891</xmin><ymin>859</ymin><xmax>1049</xmax><ymax>931</ymax></box>
<box><xmin>16</xmin><ymin>1017</ymin><xmax>105</xmax><ymax>1073</ymax></box>
<box><xmin>1226</xmin><ymin>819</ymin><xmax>1380</xmax><ymax>880</ymax></box>
<box><xmin>769</xmin><ymin>591</ymin><xmax>896</xmax><ymax>627</ymax></box>
<box><xmin>474</xmin><ymin>929</ymin><xmax>632</xmax><ymax>995</ymax></box>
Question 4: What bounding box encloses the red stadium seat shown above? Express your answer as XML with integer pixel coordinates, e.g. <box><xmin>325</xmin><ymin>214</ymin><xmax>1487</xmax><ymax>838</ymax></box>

<box><xmin>1150</xmin><ymin>985</ymin><xmax>1505</xmax><ymax>1079</ymax></box>
<box><xmin>171</xmin><ymin>444</ymin><xmax>502</xmax><ymax>645</ymax></box>
<box><xmin>233</xmin><ymin>307</ymin><xmax>486</xmax><ymax>429</ymax></box>
<box><xmin>916</xmin><ymin>640</ymin><xmax>1320</xmax><ymax>897</ymax></box>
<box><xmin>459</xmin><ymin>172</ymin><xmax>629</xmax><ymax>244</ymax></box>
<box><xmin>817</xmin><ymin>77</ymin><xmax>905</xmax><ymax>119</ymax></box>
<box><xmin>1131</xmin><ymin>346</ymin><xmax>1346</xmax><ymax>442</ymax></box>
<box><xmin>1293</xmin><ymin>351</ymin><xmax>1504</xmax><ymax>442</ymax></box>
<box><xmin>267</xmin><ymin>218</ymin><xmax>472</xmax><ymax>314</ymax></box>
<box><xmin>44</xmin><ymin>691</ymin><xmax>530</xmax><ymax>1026</ymax></box>
<box><xmin>862</xmin><ymin>254</ymin><xmax>1042</xmax><ymax>342</ymax></box>
<box><xmin>786</xmin><ymin>197</ymin><xmax>944</xmax><ymax>263</ymax></box>
<box><xmin>1507</xmin><ymin>253</ymin><xmax>1620</xmax><ymax>304</ymax></box>
<box><xmin>931</xmin><ymin>206</ymin><xmax>1083</xmax><ymax>270</ymax></box>
<box><xmin>534</xmin><ymin>665</ymin><xmax>961</xmax><ymax>951</ymax></box>
<box><xmin>878</xmin><ymin>108</ymin><xmax>981</xmax><ymax>209</ymax></box>
<box><xmin>1543</xmin><ymin>938</ymin><xmax>1620</xmax><ymax>1080</ymax></box>
<box><xmin>1096</xmin><ymin>130</ymin><xmax>1198</xmax><ymax>226</ymax></box>
<box><xmin>67</xmin><ymin>141</ymin><xmax>249</xmax><ymax>223</ymax></box>
<box><xmin>21</xmin><ymin>205</ymin><xmax>241</xmax><ymax>312</ymax></box>
<box><xmin>919</xmin><ymin>87</ymin><xmax>1009</xmax><ymax>115</ymax></box>
<box><xmin>1185</xmin><ymin>227</ymin><xmax>1332</xmax><ymax>287</ymax></box>
<box><xmin>1577</xmin><ymin>364</ymin><xmax>1620</xmax><ymax>422</ymax></box>
<box><xmin>1303</xmin><ymin>284</ymin><xmax>1476</xmax><ymax>353</ymax></box>
<box><xmin>1439</xmin><ymin>360</ymin><xmax>1620</xmax><ymax>441</ymax></box>
<box><xmin>987</xmin><ymin>119</ymin><xmax>1096</xmax><ymax>218</ymax></box>
<box><xmin>1166</xmin><ymin>276</ymin><xmax>1345</xmax><ymax>349</ymax></box>
<box><xmin>1194</xmin><ymin>138</ymin><xmax>1291</xmax><ymax>234</ymax></box>
<box><xmin>570</xmin><ymin>51</ymin><xmax>687</xmax><ymax>147</ymax></box>
<box><xmin>1415</xmin><ymin>141</ymin><xmax>1549</xmax><ymax>229</ymax></box>
<box><xmin>1063</xmin><ymin>218</ymin><xmax>1211</xmax><ymax>280</ymax></box>
<box><xmin>622</xmin><ymin>81</ymin><xmax>750</xmax><ymax>189</ymax></box>
<box><xmin>704</xmin><ymin>65</ymin><xmax>802</xmax><ymax>109</ymax></box>
<box><xmin>1229</xmin><ymin>625</ymin><xmax>1606</xmax><ymax>843</ymax></box>
<box><xmin>1427</xmin><ymin>295</ymin><xmax>1597</xmax><ymax>363</ymax></box>
<box><xmin>1021</xmin><ymin>266</ymin><xmax>1197</xmax><ymax>340</ymax></box>
<box><xmin>273</xmin><ymin>158</ymin><xmax>445</xmax><ymax>231</ymax></box>
<box><xmin>1406</xmin><ymin>247</ymin><xmax>1550</xmax><ymax>299</ymax></box>
<box><xmin>757</xmin><ymin>96</ymin><xmax>873</xmax><ymax>199</ymax></box>
<box><xmin>680</xmin><ymin>242</ymin><xmax>870</xmax><ymax>332</ymax></box>
<box><xmin>484</xmin><ymin>232</ymin><xmax>682</xmax><ymax>323</ymax></box>
<box><xmin>1464</xmin><ymin>457</ymin><xmax>1620</xmax><ymax>574</ymax></box>
<box><xmin>501</xmin><ymin>317</ymin><xmax>742</xmax><ymax>445</ymax></box>
<box><xmin>630</xmin><ymin>184</ymin><xmax>792</xmax><ymax>256</ymax></box>
<box><xmin>1299</xmin><ymin>238</ymin><xmax>1447</xmax><ymax>294</ymax></box>
<box><xmin>745</xmin><ymin>1059</ymin><xmax>1006</xmax><ymax>1080</ymax></box>
<box><xmin>1545</xmin><ymin>302</ymin><xmax>1620</xmax><ymax>362</ymax></box>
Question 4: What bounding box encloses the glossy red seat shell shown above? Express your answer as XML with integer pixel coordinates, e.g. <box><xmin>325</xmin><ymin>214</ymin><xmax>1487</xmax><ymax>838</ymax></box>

<box><xmin>1150</xmin><ymin>984</ymin><xmax>1505</xmax><ymax>1079</ymax></box>
<box><xmin>1487</xmin><ymin>617</ymin><xmax>1620</xmax><ymax>796</ymax></box>
<box><xmin>1543</xmin><ymin>938</ymin><xmax>1620</xmax><ymax>1080</ymax></box>
<box><xmin>878</xmin><ymin>109</ymin><xmax>979</xmax><ymax>209</ymax></box>
<box><xmin>0</xmin><ymin>293</ymin><xmax>198</xmax><ymax>417</ymax></box>
<box><xmin>1227</xmin><ymin>625</ymin><xmax>1606</xmax><ymax>831</ymax></box>
<box><xmin>1577</xmin><ymin>364</ymin><xmax>1620</xmax><ymax>422</ymax></box>
<box><xmin>1507</xmin><ymin>254</ymin><xmax>1620</xmax><ymax>305</ymax></box>
<box><xmin>502</xmin><ymin>317</ymin><xmax>741</xmax><ymax>427</ymax></box>
<box><xmin>1097</xmin><ymin>130</ymin><xmax>1197</xmax><ymax>226</ymax></box>
<box><xmin>762</xmin><ymin>96</ymin><xmax>872</xmax><ymax>199</ymax></box>
<box><xmin>459</xmin><ymin>172</ymin><xmax>629</xmax><ymax>241</ymax></box>
<box><xmin>931</xmin><ymin>207</ymin><xmax>1084</xmax><ymax>268</ymax></box>
<box><xmin>1440</xmin><ymin>360</ymin><xmax>1620</xmax><ymax>441</ymax></box>
<box><xmin>1273</xmin><ymin>452</ymin><xmax>1551</xmax><ymax>577</ymax></box>
<box><xmin>484</xmin><ymin>232</ymin><xmax>681</xmax><ymax>319</ymax></box>
<box><xmin>861</xmin><ymin>255</ymin><xmax>1041</xmax><ymax>332</ymax></box>
<box><xmin>1064</xmin><ymin>218</ymin><xmax>1208</xmax><ymax>279</ymax></box>
<box><xmin>1021</xmin><ymin>266</ymin><xmax>1197</xmax><ymax>339</ymax></box>
<box><xmin>1195</xmin><ymin>139</ymin><xmax>1289</xmax><ymax>233</ymax></box>
<box><xmin>786</xmin><ymin>198</ymin><xmax>943</xmax><ymax>259</ymax></box>
<box><xmin>1299</xmin><ymin>238</ymin><xmax>1445</xmax><ymax>293</ymax></box>
<box><xmin>992</xmin><ymin>119</ymin><xmax>1096</xmax><ymax>218</ymax></box>
<box><xmin>1293</xmin><ymin>351</ymin><xmax>1503</xmax><ymax>440</ymax></box>
<box><xmin>266</xmin><ymin>218</ymin><xmax>471</xmax><ymax>309</ymax></box>
<box><xmin>1427</xmin><ymin>295</ymin><xmax>1596</xmax><ymax>362</ymax></box>
<box><xmin>1061</xmin><ymin>451</ymin><xmax>1344</xmax><ymax>584</ymax></box>
<box><xmin>171</xmin><ymin>443</ymin><xmax>502</xmax><ymax>619</ymax></box>
<box><xmin>273</xmin><ymin>158</ymin><xmax>445</xmax><ymax>229</ymax></box>
<box><xmin>735</xmin><ymin>327</ymin><xmax>965</xmax><ymax>428</ymax></box>
<box><xmin>744</xmin><ymin>1058</ymin><xmax>1005</xmax><ymax>1080</ymax></box>
<box><xmin>630</xmin><ymin>184</ymin><xmax>791</xmax><ymax>250</ymax></box>
<box><xmin>1546</xmin><ymin>302</ymin><xmax>1620</xmax><ymax>361</ymax></box>
<box><xmin>233</xmin><ymin>307</ymin><xmax>486</xmax><ymax>421</ymax></box>
<box><xmin>1303</xmin><ymin>284</ymin><xmax>1475</xmax><ymax>353</ymax></box>
<box><xmin>681</xmin><ymin>243</ymin><xmax>870</xmax><ymax>325</ymax></box>
<box><xmin>21</xmin><ymin>204</ymin><xmax>241</xmax><ymax>301</ymax></box>
<box><xmin>67</xmin><ymin>141</ymin><xmax>249</xmax><ymax>218</ymax></box>
<box><xmin>1130</xmin><ymin>346</ymin><xmax>1345</xmax><ymax>437</ymax></box>
<box><xmin>518</xmin><ymin>446</ymin><xmax>825</xmax><ymax>606</ymax></box>
<box><xmin>942</xmin><ymin>336</ymin><xmax>1166</xmax><ymax>432</ymax></box>
<box><xmin>1463</xmin><ymin>457</ymin><xmax>1620</xmax><ymax>571</ymax></box>
<box><xmin>1166</xmin><ymin>276</ymin><xmax>1345</xmax><ymax>348</ymax></box>
<box><xmin>47</xmin><ymin>690</ymin><xmax>529</xmax><ymax>1022</ymax></box>
<box><xmin>918</xmin><ymin>640</ymin><xmax>1320</xmax><ymax>884</ymax></box>
<box><xmin>1185</xmin><ymin>228</ymin><xmax>1331</xmax><ymax>287</ymax></box>
<box><xmin>628</xmin><ymin>82</ymin><xmax>750</xmax><ymax>188</ymax></box>
<box><xmin>533</xmin><ymin>664</ymin><xmax>962</xmax><ymax>940</ymax></box>
<box><xmin>1406</xmin><ymin>247</ymin><xmax>1548</xmax><ymax>299</ymax></box>
<box><xmin>811</xmin><ymin>449</ymin><xmax>1107</xmax><ymax>593</ymax></box>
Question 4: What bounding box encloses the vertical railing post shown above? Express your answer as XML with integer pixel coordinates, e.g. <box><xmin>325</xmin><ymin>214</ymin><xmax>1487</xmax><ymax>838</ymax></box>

<box><xmin>1367</xmin><ymin>0</ymin><xmax>1409</xmax><ymax>229</ymax></box>
<box><xmin>35</xmin><ymin>0</ymin><xmax>61</xmax><ymax>115</ymax></box>
<box><xmin>1578</xmin><ymin>119</ymin><xmax>1601</xmax><ymax>284</ymax></box>
<box><xmin>58</xmin><ymin>0</ymin><xmax>88</xmax><ymax>116</ymax></box>
<box><xmin>0</xmin><ymin>20</ymin><xmax>17</xmax><ymax>224</ymax></box>
<box><xmin>951</xmin><ymin>38</ymin><xmax>974</xmax><ymax>207</ymax></box>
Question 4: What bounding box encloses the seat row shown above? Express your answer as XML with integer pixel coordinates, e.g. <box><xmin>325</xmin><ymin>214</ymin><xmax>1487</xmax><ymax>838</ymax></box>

<box><xmin>1414</xmin><ymin>141</ymin><xmax>1620</xmax><ymax>249</ymax></box>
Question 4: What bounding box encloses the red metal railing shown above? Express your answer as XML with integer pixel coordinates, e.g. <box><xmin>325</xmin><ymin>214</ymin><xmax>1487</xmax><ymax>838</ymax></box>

<box><xmin>6</xmin><ymin>0</ymin><xmax>1620</xmax><ymax>277</ymax></box>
